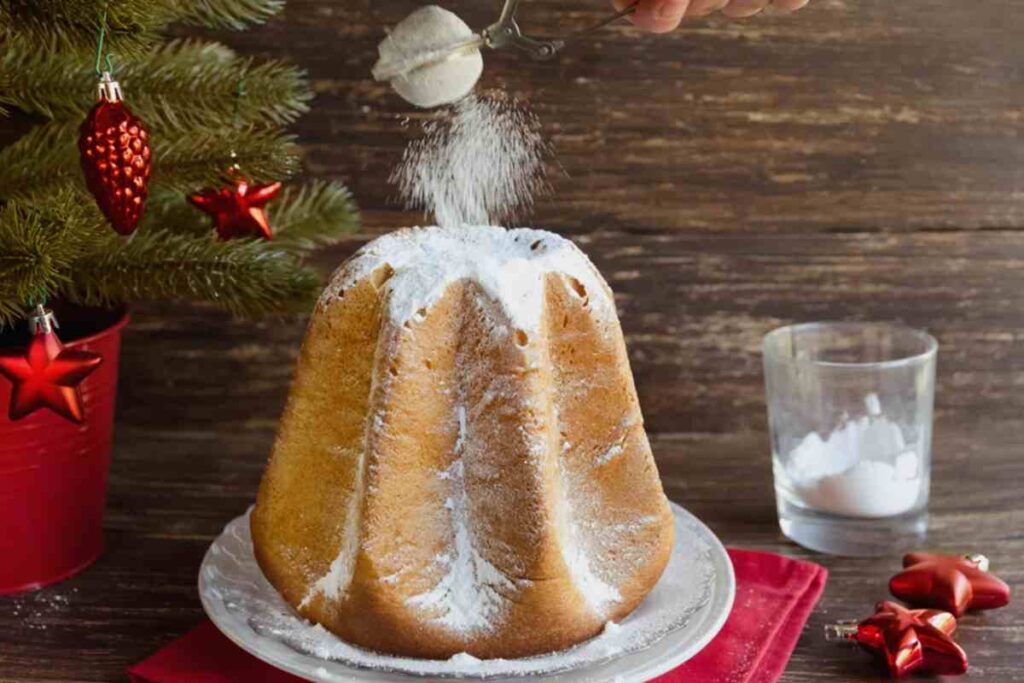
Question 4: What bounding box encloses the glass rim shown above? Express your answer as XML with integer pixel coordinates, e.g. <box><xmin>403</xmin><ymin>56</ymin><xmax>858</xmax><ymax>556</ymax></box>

<box><xmin>763</xmin><ymin>321</ymin><xmax>938</xmax><ymax>370</ymax></box>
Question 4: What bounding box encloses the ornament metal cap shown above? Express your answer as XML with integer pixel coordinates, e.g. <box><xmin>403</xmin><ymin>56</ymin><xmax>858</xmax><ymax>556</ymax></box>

<box><xmin>97</xmin><ymin>71</ymin><xmax>123</xmax><ymax>102</ymax></box>
<box><xmin>964</xmin><ymin>553</ymin><xmax>990</xmax><ymax>572</ymax></box>
<box><xmin>824</xmin><ymin>621</ymin><xmax>859</xmax><ymax>642</ymax></box>
<box><xmin>28</xmin><ymin>304</ymin><xmax>59</xmax><ymax>335</ymax></box>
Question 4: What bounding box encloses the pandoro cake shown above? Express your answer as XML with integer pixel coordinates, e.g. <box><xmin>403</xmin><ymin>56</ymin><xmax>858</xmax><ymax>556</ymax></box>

<box><xmin>251</xmin><ymin>225</ymin><xmax>674</xmax><ymax>659</ymax></box>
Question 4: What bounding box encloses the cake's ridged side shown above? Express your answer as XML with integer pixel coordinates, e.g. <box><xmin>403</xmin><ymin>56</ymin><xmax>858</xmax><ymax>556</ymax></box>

<box><xmin>443</xmin><ymin>280</ymin><xmax>592</xmax><ymax>659</ymax></box>
<box><xmin>323</xmin><ymin>279</ymin><xmax>590</xmax><ymax>659</ymax></box>
<box><xmin>325</xmin><ymin>282</ymin><xmax>466</xmax><ymax>656</ymax></box>
<box><xmin>543</xmin><ymin>273</ymin><xmax>675</xmax><ymax>621</ymax></box>
<box><xmin>251</xmin><ymin>273</ymin><xmax>384</xmax><ymax>613</ymax></box>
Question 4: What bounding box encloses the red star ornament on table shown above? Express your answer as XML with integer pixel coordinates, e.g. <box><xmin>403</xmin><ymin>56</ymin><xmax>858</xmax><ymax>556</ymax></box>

<box><xmin>890</xmin><ymin>552</ymin><xmax>1011</xmax><ymax>617</ymax></box>
<box><xmin>0</xmin><ymin>306</ymin><xmax>103</xmax><ymax>424</ymax></box>
<box><xmin>78</xmin><ymin>71</ymin><xmax>152</xmax><ymax>236</ymax></box>
<box><xmin>826</xmin><ymin>600</ymin><xmax>968</xmax><ymax>678</ymax></box>
<box><xmin>188</xmin><ymin>176</ymin><xmax>282</xmax><ymax>241</ymax></box>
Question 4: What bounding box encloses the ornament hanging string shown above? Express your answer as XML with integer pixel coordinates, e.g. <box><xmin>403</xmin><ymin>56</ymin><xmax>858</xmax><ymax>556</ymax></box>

<box><xmin>228</xmin><ymin>76</ymin><xmax>247</xmax><ymax>174</ymax></box>
<box><xmin>93</xmin><ymin>8</ymin><xmax>115</xmax><ymax>77</ymax></box>
<box><xmin>26</xmin><ymin>287</ymin><xmax>47</xmax><ymax>309</ymax></box>
<box><xmin>188</xmin><ymin>75</ymin><xmax>281</xmax><ymax>240</ymax></box>
<box><xmin>233</xmin><ymin>77</ymin><xmax>246</xmax><ymax>124</ymax></box>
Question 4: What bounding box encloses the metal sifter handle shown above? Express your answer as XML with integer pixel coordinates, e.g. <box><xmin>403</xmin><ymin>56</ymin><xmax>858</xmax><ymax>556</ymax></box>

<box><xmin>483</xmin><ymin>0</ymin><xmax>638</xmax><ymax>60</ymax></box>
<box><xmin>372</xmin><ymin>0</ymin><xmax>639</xmax><ymax>88</ymax></box>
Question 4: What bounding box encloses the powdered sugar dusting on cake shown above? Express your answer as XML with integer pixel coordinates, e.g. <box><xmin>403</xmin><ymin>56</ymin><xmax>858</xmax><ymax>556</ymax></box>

<box><xmin>405</xmin><ymin>405</ymin><xmax>515</xmax><ymax>634</ymax></box>
<box><xmin>299</xmin><ymin>486</ymin><xmax>361</xmax><ymax>608</ymax></box>
<box><xmin>320</xmin><ymin>226</ymin><xmax>614</xmax><ymax>335</ymax></box>
<box><xmin>554</xmin><ymin>462</ymin><xmax>623</xmax><ymax>616</ymax></box>
<box><xmin>299</xmin><ymin>344</ymin><xmax>393</xmax><ymax>608</ymax></box>
<box><xmin>595</xmin><ymin>443</ymin><xmax>624</xmax><ymax>466</ymax></box>
<box><xmin>594</xmin><ymin>419</ymin><xmax>638</xmax><ymax>467</ymax></box>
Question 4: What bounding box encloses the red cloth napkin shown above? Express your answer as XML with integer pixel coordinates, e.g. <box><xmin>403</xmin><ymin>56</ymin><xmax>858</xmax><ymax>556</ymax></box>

<box><xmin>652</xmin><ymin>549</ymin><xmax>827</xmax><ymax>683</ymax></box>
<box><xmin>129</xmin><ymin>548</ymin><xmax>826</xmax><ymax>683</ymax></box>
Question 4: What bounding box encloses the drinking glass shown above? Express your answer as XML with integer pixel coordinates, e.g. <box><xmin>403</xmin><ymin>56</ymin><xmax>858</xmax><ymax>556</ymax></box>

<box><xmin>763</xmin><ymin>322</ymin><xmax>937</xmax><ymax>556</ymax></box>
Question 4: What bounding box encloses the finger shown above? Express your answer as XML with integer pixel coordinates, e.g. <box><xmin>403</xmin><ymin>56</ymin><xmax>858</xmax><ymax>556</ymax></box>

<box><xmin>686</xmin><ymin>0</ymin><xmax>729</xmax><ymax>16</ymax></box>
<box><xmin>771</xmin><ymin>0</ymin><xmax>810</xmax><ymax>10</ymax></box>
<box><xmin>721</xmin><ymin>0</ymin><xmax>770</xmax><ymax>18</ymax></box>
<box><xmin>631</xmin><ymin>0</ymin><xmax>691</xmax><ymax>33</ymax></box>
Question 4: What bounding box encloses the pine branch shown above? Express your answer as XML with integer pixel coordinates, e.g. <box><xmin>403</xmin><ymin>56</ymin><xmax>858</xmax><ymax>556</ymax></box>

<box><xmin>0</xmin><ymin>123</ymin><xmax>76</xmax><ymax>200</ymax></box>
<box><xmin>67</xmin><ymin>229</ymin><xmax>321</xmax><ymax>316</ymax></box>
<box><xmin>157</xmin><ymin>126</ymin><xmax>302</xmax><ymax>192</ymax></box>
<box><xmin>180</xmin><ymin>0</ymin><xmax>285</xmax><ymax>30</ymax></box>
<box><xmin>1</xmin><ymin>39</ymin><xmax>311</xmax><ymax>129</ymax></box>
<box><xmin>0</xmin><ymin>0</ymin><xmax>284</xmax><ymax>57</ymax></box>
<box><xmin>0</xmin><ymin>191</ymin><xmax>110</xmax><ymax>325</ymax></box>
<box><xmin>270</xmin><ymin>180</ymin><xmax>360</xmax><ymax>252</ymax></box>
<box><xmin>0</xmin><ymin>1</ymin><xmax>180</xmax><ymax>60</ymax></box>
<box><xmin>141</xmin><ymin>189</ymin><xmax>215</xmax><ymax>237</ymax></box>
<box><xmin>0</xmin><ymin>184</ymin><xmax>346</xmax><ymax>325</ymax></box>
<box><xmin>143</xmin><ymin>180</ymin><xmax>359</xmax><ymax>251</ymax></box>
<box><xmin>0</xmin><ymin>120</ymin><xmax>301</xmax><ymax>200</ymax></box>
<box><xmin>0</xmin><ymin>65</ymin><xmax>12</xmax><ymax>117</ymax></box>
<box><xmin>0</xmin><ymin>204</ymin><xmax>65</xmax><ymax>324</ymax></box>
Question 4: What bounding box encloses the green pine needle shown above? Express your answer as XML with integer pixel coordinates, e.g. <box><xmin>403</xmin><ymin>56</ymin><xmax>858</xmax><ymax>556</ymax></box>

<box><xmin>142</xmin><ymin>189</ymin><xmax>215</xmax><ymax>236</ymax></box>
<box><xmin>271</xmin><ymin>180</ymin><xmax>360</xmax><ymax>252</ymax></box>
<box><xmin>1</xmin><ymin>39</ymin><xmax>311</xmax><ymax>129</ymax></box>
<box><xmin>0</xmin><ymin>192</ymin><xmax>110</xmax><ymax>325</ymax></box>
<box><xmin>155</xmin><ymin>126</ymin><xmax>303</xmax><ymax>192</ymax></box>
<box><xmin>0</xmin><ymin>1</ymin><xmax>178</xmax><ymax>60</ymax></box>
<box><xmin>182</xmin><ymin>0</ymin><xmax>285</xmax><ymax>30</ymax></box>
<box><xmin>68</xmin><ymin>230</ymin><xmax>321</xmax><ymax>317</ymax></box>
<box><xmin>1</xmin><ymin>0</ymin><xmax>285</xmax><ymax>56</ymax></box>
<box><xmin>0</xmin><ymin>203</ymin><xmax>68</xmax><ymax>324</ymax></box>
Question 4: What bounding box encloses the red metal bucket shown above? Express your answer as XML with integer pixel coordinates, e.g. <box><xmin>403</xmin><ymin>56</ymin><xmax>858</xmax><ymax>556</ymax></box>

<box><xmin>0</xmin><ymin>306</ymin><xmax>128</xmax><ymax>594</ymax></box>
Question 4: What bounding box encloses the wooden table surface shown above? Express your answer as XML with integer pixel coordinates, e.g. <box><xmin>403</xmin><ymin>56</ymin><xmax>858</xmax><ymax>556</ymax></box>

<box><xmin>2</xmin><ymin>0</ymin><xmax>1024</xmax><ymax>680</ymax></box>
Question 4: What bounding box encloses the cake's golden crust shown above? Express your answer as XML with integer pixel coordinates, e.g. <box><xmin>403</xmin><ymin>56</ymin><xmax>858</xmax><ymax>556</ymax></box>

<box><xmin>252</xmin><ymin>234</ymin><xmax>674</xmax><ymax>660</ymax></box>
<box><xmin>252</xmin><ymin>273</ymin><xmax>385</xmax><ymax>612</ymax></box>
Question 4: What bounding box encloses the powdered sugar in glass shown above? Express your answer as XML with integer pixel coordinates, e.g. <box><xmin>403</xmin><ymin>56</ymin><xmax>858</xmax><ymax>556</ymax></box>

<box><xmin>763</xmin><ymin>322</ymin><xmax>937</xmax><ymax>557</ymax></box>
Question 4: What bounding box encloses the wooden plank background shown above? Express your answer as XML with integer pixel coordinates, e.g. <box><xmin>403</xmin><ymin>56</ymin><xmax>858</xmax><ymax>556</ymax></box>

<box><xmin>1</xmin><ymin>0</ymin><xmax>1023</xmax><ymax>680</ymax></box>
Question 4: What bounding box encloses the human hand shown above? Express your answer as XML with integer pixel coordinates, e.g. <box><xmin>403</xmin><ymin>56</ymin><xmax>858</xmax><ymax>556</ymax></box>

<box><xmin>616</xmin><ymin>0</ymin><xmax>810</xmax><ymax>34</ymax></box>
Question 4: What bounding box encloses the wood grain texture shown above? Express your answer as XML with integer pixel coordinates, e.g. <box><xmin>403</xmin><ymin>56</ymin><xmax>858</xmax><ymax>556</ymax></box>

<box><xmin>217</xmin><ymin>0</ymin><xmax>1024</xmax><ymax>235</ymax></box>
<box><xmin>3</xmin><ymin>0</ymin><xmax>1024</xmax><ymax>680</ymax></box>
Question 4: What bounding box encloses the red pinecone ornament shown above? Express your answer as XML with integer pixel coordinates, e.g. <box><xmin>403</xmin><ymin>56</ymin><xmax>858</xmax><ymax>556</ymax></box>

<box><xmin>79</xmin><ymin>72</ymin><xmax>152</xmax><ymax>236</ymax></box>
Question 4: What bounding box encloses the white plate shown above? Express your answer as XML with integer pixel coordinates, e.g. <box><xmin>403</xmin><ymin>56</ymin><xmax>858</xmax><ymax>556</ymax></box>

<box><xmin>199</xmin><ymin>502</ymin><xmax>734</xmax><ymax>682</ymax></box>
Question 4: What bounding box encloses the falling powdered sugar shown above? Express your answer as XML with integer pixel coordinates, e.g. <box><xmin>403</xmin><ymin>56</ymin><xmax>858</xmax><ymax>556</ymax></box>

<box><xmin>390</xmin><ymin>92</ymin><xmax>551</xmax><ymax>227</ymax></box>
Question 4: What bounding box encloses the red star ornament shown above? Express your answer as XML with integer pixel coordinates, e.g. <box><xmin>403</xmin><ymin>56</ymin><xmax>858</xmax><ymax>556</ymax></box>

<box><xmin>827</xmin><ymin>600</ymin><xmax>968</xmax><ymax>678</ymax></box>
<box><xmin>188</xmin><ymin>177</ymin><xmax>282</xmax><ymax>240</ymax></box>
<box><xmin>890</xmin><ymin>552</ymin><xmax>1011</xmax><ymax>617</ymax></box>
<box><xmin>0</xmin><ymin>308</ymin><xmax>103</xmax><ymax>424</ymax></box>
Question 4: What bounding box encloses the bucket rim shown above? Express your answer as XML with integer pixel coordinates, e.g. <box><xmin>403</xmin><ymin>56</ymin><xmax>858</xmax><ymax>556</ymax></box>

<box><xmin>64</xmin><ymin>308</ymin><xmax>130</xmax><ymax>348</ymax></box>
